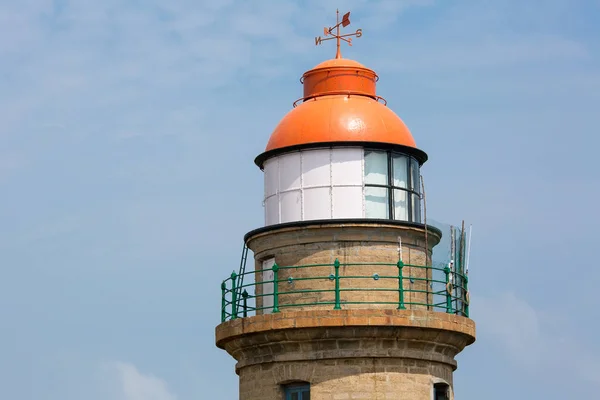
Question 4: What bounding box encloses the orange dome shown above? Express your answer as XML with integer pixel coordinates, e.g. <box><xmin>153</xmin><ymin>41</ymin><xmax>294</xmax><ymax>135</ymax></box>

<box><xmin>265</xmin><ymin>95</ymin><xmax>416</xmax><ymax>151</ymax></box>
<box><xmin>256</xmin><ymin>57</ymin><xmax>427</xmax><ymax>167</ymax></box>
<box><xmin>310</xmin><ymin>58</ymin><xmax>369</xmax><ymax>69</ymax></box>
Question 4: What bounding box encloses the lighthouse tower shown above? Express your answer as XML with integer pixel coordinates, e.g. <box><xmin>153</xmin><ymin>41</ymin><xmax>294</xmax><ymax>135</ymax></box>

<box><xmin>216</xmin><ymin>11</ymin><xmax>475</xmax><ymax>400</ymax></box>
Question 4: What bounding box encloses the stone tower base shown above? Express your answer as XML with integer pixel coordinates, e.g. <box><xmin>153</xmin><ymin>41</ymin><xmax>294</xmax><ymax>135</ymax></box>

<box><xmin>216</xmin><ymin>309</ymin><xmax>475</xmax><ymax>400</ymax></box>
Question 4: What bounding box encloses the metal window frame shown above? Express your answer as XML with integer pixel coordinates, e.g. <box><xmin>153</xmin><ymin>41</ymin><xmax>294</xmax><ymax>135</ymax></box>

<box><xmin>284</xmin><ymin>383</ymin><xmax>310</xmax><ymax>400</ymax></box>
<box><xmin>364</xmin><ymin>149</ymin><xmax>421</xmax><ymax>222</ymax></box>
<box><xmin>433</xmin><ymin>382</ymin><xmax>450</xmax><ymax>400</ymax></box>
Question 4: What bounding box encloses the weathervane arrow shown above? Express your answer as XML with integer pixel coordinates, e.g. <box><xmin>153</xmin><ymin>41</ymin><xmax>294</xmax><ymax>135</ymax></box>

<box><xmin>314</xmin><ymin>10</ymin><xmax>363</xmax><ymax>59</ymax></box>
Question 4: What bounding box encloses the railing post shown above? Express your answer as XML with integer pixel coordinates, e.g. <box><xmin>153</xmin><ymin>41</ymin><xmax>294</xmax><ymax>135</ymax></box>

<box><xmin>334</xmin><ymin>259</ymin><xmax>341</xmax><ymax>310</ymax></box>
<box><xmin>230</xmin><ymin>271</ymin><xmax>238</xmax><ymax>319</ymax></box>
<box><xmin>443</xmin><ymin>266</ymin><xmax>452</xmax><ymax>314</ymax></box>
<box><xmin>242</xmin><ymin>290</ymin><xmax>249</xmax><ymax>318</ymax></box>
<box><xmin>464</xmin><ymin>275</ymin><xmax>469</xmax><ymax>318</ymax></box>
<box><xmin>397</xmin><ymin>260</ymin><xmax>406</xmax><ymax>310</ymax></box>
<box><xmin>221</xmin><ymin>281</ymin><xmax>227</xmax><ymax>322</ymax></box>
<box><xmin>272</xmin><ymin>264</ymin><xmax>280</xmax><ymax>313</ymax></box>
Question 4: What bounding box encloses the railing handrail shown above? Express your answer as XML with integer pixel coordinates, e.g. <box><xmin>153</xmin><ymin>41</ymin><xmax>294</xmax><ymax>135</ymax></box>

<box><xmin>220</xmin><ymin>259</ymin><xmax>470</xmax><ymax>322</ymax></box>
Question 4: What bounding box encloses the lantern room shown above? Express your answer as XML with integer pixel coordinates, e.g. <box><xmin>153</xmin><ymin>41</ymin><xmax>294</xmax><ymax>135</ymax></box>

<box><xmin>255</xmin><ymin>57</ymin><xmax>428</xmax><ymax>227</ymax></box>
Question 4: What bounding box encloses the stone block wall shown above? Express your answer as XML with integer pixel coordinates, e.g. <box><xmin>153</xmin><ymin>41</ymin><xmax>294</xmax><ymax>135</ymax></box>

<box><xmin>216</xmin><ymin>310</ymin><xmax>475</xmax><ymax>400</ymax></box>
<box><xmin>246</xmin><ymin>223</ymin><xmax>441</xmax><ymax>313</ymax></box>
<box><xmin>239</xmin><ymin>360</ymin><xmax>452</xmax><ymax>400</ymax></box>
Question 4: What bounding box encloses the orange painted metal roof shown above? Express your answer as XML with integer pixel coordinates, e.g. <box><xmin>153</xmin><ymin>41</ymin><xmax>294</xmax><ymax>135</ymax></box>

<box><xmin>310</xmin><ymin>58</ymin><xmax>368</xmax><ymax>69</ymax></box>
<box><xmin>264</xmin><ymin>57</ymin><xmax>417</xmax><ymax>153</ymax></box>
<box><xmin>266</xmin><ymin>95</ymin><xmax>415</xmax><ymax>151</ymax></box>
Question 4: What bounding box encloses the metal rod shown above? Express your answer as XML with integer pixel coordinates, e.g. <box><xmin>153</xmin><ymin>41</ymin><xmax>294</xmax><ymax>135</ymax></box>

<box><xmin>420</xmin><ymin>174</ymin><xmax>429</xmax><ymax>309</ymax></box>
<box><xmin>221</xmin><ymin>281</ymin><xmax>227</xmax><ymax>322</ymax></box>
<box><xmin>242</xmin><ymin>290</ymin><xmax>249</xmax><ymax>318</ymax></box>
<box><xmin>230</xmin><ymin>271</ymin><xmax>238</xmax><ymax>320</ymax></box>
<box><xmin>334</xmin><ymin>259</ymin><xmax>341</xmax><ymax>310</ymax></box>
<box><xmin>397</xmin><ymin>260</ymin><xmax>406</xmax><ymax>310</ymax></box>
<box><xmin>336</xmin><ymin>9</ymin><xmax>341</xmax><ymax>58</ymax></box>
<box><xmin>458</xmin><ymin>220</ymin><xmax>465</xmax><ymax>315</ymax></box>
<box><xmin>464</xmin><ymin>276</ymin><xmax>470</xmax><ymax>318</ymax></box>
<box><xmin>466</xmin><ymin>224</ymin><xmax>473</xmax><ymax>275</ymax></box>
<box><xmin>444</xmin><ymin>266</ymin><xmax>452</xmax><ymax>314</ymax></box>
<box><xmin>397</xmin><ymin>236</ymin><xmax>403</xmax><ymax>262</ymax></box>
<box><xmin>272</xmin><ymin>264</ymin><xmax>280</xmax><ymax>313</ymax></box>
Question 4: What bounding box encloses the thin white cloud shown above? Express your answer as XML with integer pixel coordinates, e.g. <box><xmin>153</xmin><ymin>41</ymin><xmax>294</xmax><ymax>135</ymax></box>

<box><xmin>0</xmin><ymin>0</ymin><xmax>433</xmax><ymax>140</ymax></box>
<box><xmin>473</xmin><ymin>292</ymin><xmax>542</xmax><ymax>366</ymax></box>
<box><xmin>112</xmin><ymin>362</ymin><xmax>177</xmax><ymax>400</ymax></box>
<box><xmin>473</xmin><ymin>292</ymin><xmax>600</xmax><ymax>384</ymax></box>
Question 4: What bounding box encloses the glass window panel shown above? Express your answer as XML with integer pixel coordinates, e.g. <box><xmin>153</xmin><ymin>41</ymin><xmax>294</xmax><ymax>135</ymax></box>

<box><xmin>302</xmin><ymin>150</ymin><xmax>330</xmax><ymax>187</ymax></box>
<box><xmin>332</xmin><ymin>148</ymin><xmax>362</xmax><ymax>185</ymax></box>
<box><xmin>285</xmin><ymin>385</ymin><xmax>310</xmax><ymax>400</ymax></box>
<box><xmin>411</xmin><ymin>158</ymin><xmax>421</xmax><ymax>193</ymax></box>
<box><xmin>392</xmin><ymin>154</ymin><xmax>408</xmax><ymax>188</ymax></box>
<box><xmin>280</xmin><ymin>190</ymin><xmax>302</xmax><ymax>223</ymax></box>
<box><xmin>365</xmin><ymin>186</ymin><xmax>389</xmax><ymax>218</ymax></box>
<box><xmin>264</xmin><ymin>159</ymin><xmax>278</xmax><ymax>197</ymax></box>
<box><xmin>279</xmin><ymin>152</ymin><xmax>301</xmax><ymax>190</ymax></box>
<box><xmin>393</xmin><ymin>189</ymin><xmax>408</xmax><ymax>221</ymax></box>
<box><xmin>265</xmin><ymin>195</ymin><xmax>279</xmax><ymax>225</ymax></box>
<box><xmin>412</xmin><ymin>193</ymin><xmax>421</xmax><ymax>223</ymax></box>
<box><xmin>364</xmin><ymin>151</ymin><xmax>388</xmax><ymax>185</ymax></box>
<box><xmin>332</xmin><ymin>186</ymin><xmax>362</xmax><ymax>218</ymax></box>
<box><xmin>304</xmin><ymin>187</ymin><xmax>331</xmax><ymax>220</ymax></box>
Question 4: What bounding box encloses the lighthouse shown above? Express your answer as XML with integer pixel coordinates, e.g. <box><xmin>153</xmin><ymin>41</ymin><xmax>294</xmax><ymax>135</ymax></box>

<box><xmin>216</xmin><ymin>11</ymin><xmax>475</xmax><ymax>400</ymax></box>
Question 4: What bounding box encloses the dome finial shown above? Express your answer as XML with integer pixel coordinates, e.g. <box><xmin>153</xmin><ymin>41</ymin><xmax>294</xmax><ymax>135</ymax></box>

<box><xmin>315</xmin><ymin>10</ymin><xmax>363</xmax><ymax>59</ymax></box>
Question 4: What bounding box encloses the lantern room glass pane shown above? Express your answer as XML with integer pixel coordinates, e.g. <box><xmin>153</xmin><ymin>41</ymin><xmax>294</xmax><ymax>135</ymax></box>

<box><xmin>303</xmin><ymin>149</ymin><xmax>331</xmax><ymax>187</ymax></box>
<box><xmin>364</xmin><ymin>151</ymin><xmax>387</xmax><ymax>185</ymax></box>
<box><xmin>304</xmin><ymin>187</ymin><xmax>331</xmax><ymax>220</ymax></box>
<box><xmin>264</xmin><ymin>159</ymin><xmax>278</xmax><ymax>197</ymax></box>
<box><xmin>332</xmin><ymin>148</ymin><xmax>362</xmax><ymax>185</ymax></box>
<box><xmin>392</xmin><ymin>155</ymin><xmax>408</xmax><ymax>188</ymax></box>
<box><xmin>280</xmin><ymin>190</ymin><xmax>302</xmax><ymax>223</ymax></box>
<box><xmin>279</xmin><ymin>152</ymin><xmax>301</xmax><ymax>191</ymax></box>
<box><xmin>365</xmin><ymin>186</ymin><xmax>389</xmax><ymax>218</ymax></box>
<box><xmin>412</xmin><ymin>193</ymin><xmax>421</xmax><ymax>223</ymax></box>
<box><xmin>393</xmin><ymin>189</ymin><xmax>408</xmax><ymax>221</ymax></box>
<box><xmin>333</xmin><ymin>186</ymin><xmax>363</xmax><ymax>218</ymax></box>
<box><xmin>411</xmin><ymin>158</ymin><xmax>420</xmax><ymax>192</ymax></box>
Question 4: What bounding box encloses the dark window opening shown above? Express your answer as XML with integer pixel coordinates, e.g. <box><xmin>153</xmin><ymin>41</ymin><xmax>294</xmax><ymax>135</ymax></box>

<box><xmin>434</xmin><ymin>382</ymin><xmax>450</xmax><ymax>400</ymax></box>
<box><xmin>284</xmin><ymin>383</ymin><xmax>310</xmax><ymax>400</ymax></box>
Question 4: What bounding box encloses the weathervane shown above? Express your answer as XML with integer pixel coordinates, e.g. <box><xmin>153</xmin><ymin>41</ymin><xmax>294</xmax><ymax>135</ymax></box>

<box><xmin>315</xmin><ymin>10</ymin><xmax>363</xmax><ymax>59</ymax></box>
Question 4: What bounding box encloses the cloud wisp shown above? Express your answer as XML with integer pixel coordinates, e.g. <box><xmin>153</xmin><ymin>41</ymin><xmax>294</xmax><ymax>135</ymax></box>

<box><xmin>111</xmin><ymin>362</ymin><xmax>177</xmax><ymax>400</ymax></box>
<box><xmin>474</xmin><ymin>292</ymin><xmax>600</xmax><ymax>385</ymax></box>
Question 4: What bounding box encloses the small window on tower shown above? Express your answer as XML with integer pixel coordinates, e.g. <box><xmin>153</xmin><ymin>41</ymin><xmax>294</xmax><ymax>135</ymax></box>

<box><xmin>433</xmin><ymin>382</ymin><xmax>450</xmax><ymax>400</ymax></box>
<box><xmin>284</xmin><ymin>383</ymin><xmax>310</xmax><ymax>400</ymax></box>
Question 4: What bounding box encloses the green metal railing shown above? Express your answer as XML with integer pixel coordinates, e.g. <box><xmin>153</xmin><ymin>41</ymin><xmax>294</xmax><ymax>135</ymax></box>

<box><xmin>220</xmin><ymin>259</ymin><xmax>469</xmax><ymax>322</ymax></box>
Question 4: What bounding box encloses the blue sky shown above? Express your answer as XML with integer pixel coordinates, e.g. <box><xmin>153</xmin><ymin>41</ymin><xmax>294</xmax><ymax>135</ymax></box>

<box><xmin>1</xmin><ymin>0</ymin><xmax>599</xmax><ymax>399</ymax></box>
